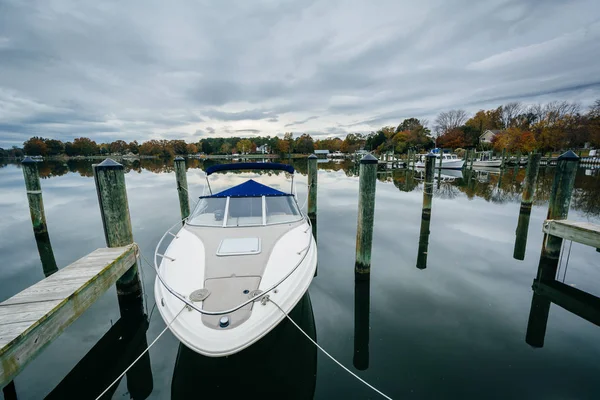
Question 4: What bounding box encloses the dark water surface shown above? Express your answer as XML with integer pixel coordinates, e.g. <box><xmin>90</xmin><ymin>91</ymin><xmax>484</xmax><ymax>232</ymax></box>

<box><xmin>1</xmin><ymin>159</ymin><xmax>600</xmax><ymax>399</ymax></box>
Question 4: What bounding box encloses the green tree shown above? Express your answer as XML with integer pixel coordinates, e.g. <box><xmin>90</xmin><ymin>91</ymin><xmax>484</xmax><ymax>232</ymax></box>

<box><xmin>45</xmin><ymin>139</ymin><xmax>64</xmax><ymax>156</ymax></box>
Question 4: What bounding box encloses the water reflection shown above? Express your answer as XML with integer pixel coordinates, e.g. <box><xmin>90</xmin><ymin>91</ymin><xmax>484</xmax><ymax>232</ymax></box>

<box><xmin>526</xmin><ymin>259</ymin><xmax>600</xmax><ymax>348</ymax></box>
<box><xmin>46</xmin><ymin>300</ymin><xmax>153</xmax><ymax>399</ymax></box>
<box><xmin>171</xmin><ymin>293</ymin><xmax>317</xmax><ymax>399</ymax></box>
<box><xmin>353</xmin><ymin>281</ymin><xmax>370</xmax><ymax>370</ymax></box>
<box><xmin>6</xmin><ymin>159</ymin><xmax>600</xmax><ymax>217</ymax></box>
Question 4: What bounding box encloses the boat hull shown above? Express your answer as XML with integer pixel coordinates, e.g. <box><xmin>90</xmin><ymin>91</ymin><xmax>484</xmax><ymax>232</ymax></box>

<box><xmin>154</xmin><ymin>220</ymin><xmax>317</xmax><ymax>357</ymax></box>
<box><xmin>472</xmin><ymin>160</ymin><xmax>502</xmax><ymax>168</ymax></box>
<box><xmin>415</xmin><ymin>159</ymin><xmax>465</xmax><ymax>170</ymax></box>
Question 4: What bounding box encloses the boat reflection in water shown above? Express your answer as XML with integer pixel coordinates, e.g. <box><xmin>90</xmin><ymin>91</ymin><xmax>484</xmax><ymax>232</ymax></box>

<box><xmin>171</xmin><ymin>293</ymin><xmax>317</xmax><ymax>399</ymax></box>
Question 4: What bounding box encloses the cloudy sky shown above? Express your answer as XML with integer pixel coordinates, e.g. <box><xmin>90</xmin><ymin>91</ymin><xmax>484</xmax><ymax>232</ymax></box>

<box><xmin>1</xmin><ymin>0</ymin><xmax>599</xmax><ymax>147</ymax></box>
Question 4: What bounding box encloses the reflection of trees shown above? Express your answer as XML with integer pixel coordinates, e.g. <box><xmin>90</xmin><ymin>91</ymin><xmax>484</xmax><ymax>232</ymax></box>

<box><xmin>4</xmin><ymin>159</ymin><xmax>599</xmax><ymax>217</ymax></box>
<box><xmin>434</xmin><ymin>183</ymin><xmax>461</xmax><ymax>199</ymax></box>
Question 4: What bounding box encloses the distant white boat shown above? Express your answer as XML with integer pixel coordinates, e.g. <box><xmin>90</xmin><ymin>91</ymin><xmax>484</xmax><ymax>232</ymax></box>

<box><xmin>472</xmin><ymin>151</ymin><xmax>502</xmax><ymax>168</ymax></box>
<box><xmin>415</xmin><ymin>151</ymin><xmax>464</xmax><ymax>170</ymax></box>
<box><xmin>154</xmin><ymin>163</ymin><xmax>317</xmax><ymax>357</ymax></box>
<box><xmin>327</xmin><ymin>151</ymin><xmax>345</xmax><ymax>159</ymax></box>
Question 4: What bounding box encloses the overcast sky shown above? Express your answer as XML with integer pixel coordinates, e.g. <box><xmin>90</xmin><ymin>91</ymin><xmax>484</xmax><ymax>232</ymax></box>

<box><xmin>1</xmin><ymin>0</ymin><xmax>599</xmax><ymax>147</ymax></box>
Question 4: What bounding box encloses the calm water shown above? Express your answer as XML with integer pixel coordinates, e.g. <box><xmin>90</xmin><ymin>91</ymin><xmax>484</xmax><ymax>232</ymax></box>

<box><xmin>1</xmin><ymin>159</ymin><xmax>600</xmax><ymax>399</ymax></box>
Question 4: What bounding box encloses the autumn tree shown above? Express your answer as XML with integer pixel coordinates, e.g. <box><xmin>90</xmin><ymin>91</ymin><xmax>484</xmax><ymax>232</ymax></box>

<box><xmin>283</xmin><ymin>132</ymin><xmax>294</xmax><ymax>154</ymax></box>
<box><xmin>465</xmin><ymin>108</ymin><xmax>502</xmax><ymax>131</ymax></box>
<box><xmin>186</xmin><ymin>143</ymin><xmax>198</xmax><ymax>154</ymax></box>
<box><xmin>128</xmin><ymin>141</ymin><xmax>140</xmax><ymax>154</ymax></box>
<box><xmin>109</xmin><ymin>140</ymin><xmax>128</xmax><ymax>154</ymax></box>
<box><xmin>433</xmin><ymin>109</ymin><xmax>468</xmax><ymax>139</ymax></box>
<box><xmin>340</xmin><ymin>133</ymin><xmax>366</xmax><ymax>153</ymax></box>
<box><xmin>71</xmin><ymin>137</ymin><xmax>99</xmax><ymax>156</ymax></box>
<box><xmin>171</xmin><ymin>140</ymin><xmax>188</xmax><ymax>155</ymax></box>
<box><xmin>220</xmin><ymin>143</ymin><xmax>231</xmax><ymax>154</ymax></box>
<box><xmin>23</xmin><ymin>137</ymin><xmax>48</xmax><ymax>156</ymax></box>
<box><xmin>437</xmin><ymin>128</ymin><xmax>466</xmax><ymax>149</ymax></box>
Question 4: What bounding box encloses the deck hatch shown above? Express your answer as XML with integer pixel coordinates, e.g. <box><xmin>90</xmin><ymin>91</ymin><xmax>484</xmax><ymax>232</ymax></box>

<box><xmin>216</xmin><ymin>237</ymin><xmax>261</xmax><ymax>256</ymax></box>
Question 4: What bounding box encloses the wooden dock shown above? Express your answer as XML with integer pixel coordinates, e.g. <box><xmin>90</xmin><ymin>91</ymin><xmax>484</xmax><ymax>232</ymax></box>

<box><xmin>0</xmin><ymin>245</ymin><xmax>137</xmax><ymax>386</ymax></box>
<box><xmin>542</xmin><ymin>219</ymin><xmax>600</xmax><ymax>249</ymax></box>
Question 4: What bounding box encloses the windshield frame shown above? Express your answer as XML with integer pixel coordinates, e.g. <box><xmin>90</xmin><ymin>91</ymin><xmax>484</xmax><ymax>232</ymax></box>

<box><xmin>186</xmin><ymin>194</ymin><xmax>303</xmax><ymax>228</ymax></box>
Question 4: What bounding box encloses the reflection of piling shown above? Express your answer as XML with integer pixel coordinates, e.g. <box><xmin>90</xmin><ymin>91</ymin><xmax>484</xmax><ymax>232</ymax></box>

<box><xmin>536</xmin><ymin>151</ymin><xmax>579</xmax><ymax>281</ymax></box>
<box><xmin>437</xmin><ymin>151</ymin><xmax>442</xmax><ymax>187</ymax></box>
<box><xmin>513</xmin><ymin>153</ymin><xmax>541</xmax><ymax>260</ymax></box>
<box><xmin>174</xmin><ymin>157</ymin><xmax>190</xmax><ymax>221</ymax></box>
<box><xmin>525</xmin><ymin>293</ymin><xmax>551</xmax><ymax>347</ymax></box>
<box><xmin>355</xmin><ymin>154</ymin><xmax>378</xmax><ymax>281</ymax></box>
<box><xmin>308</xmin><ymin>154</ymin><xmax>318</xmax><ymax>277</ymax></box>
<box><xmin>22</xmin><ymin>157</ymin><xmax>58</xmax><ymax>277</ymax></box>
<box><xmin>308</xmin><ymin>154</ymin><xmax>318</xmax><ymax>220</ymax></box>
<box><xmin>417</xmin><ymin>154</ymin><xmax>435</xmax><ymax>269</ymax></box>
<box><xmin>93</xmin><ymin>159</ymin><xmax>144</xmax><ymax>318</ymax></box>
<box><xmin>525</xmin><ymin>151</ymin><xmax>579</xmax><ymax>347</ymax></box>
<box><xmin>353</xmin><ymin>280</ymin><xmax>370</xmax><ymax>370</ymax></box>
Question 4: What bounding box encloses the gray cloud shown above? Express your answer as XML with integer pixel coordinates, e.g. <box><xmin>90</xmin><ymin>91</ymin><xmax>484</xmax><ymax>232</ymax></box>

<box><xmin>284</xmin><ymin>116</ymin><xmax>319</xmax><ymax>127</ymax></box>
<box><xmin>1</xmin><ymin>0</ymin><xmax>599</xmax><ymax>147</ymax></box>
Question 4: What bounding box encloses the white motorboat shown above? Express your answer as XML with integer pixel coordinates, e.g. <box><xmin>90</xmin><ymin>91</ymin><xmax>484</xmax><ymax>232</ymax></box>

<box><xmin>415</xmin><ymin>151</ymin><xmax>464</xmax><ymax>170</ymax></box>
<box><xmin>154</xmin><ymin>162</ymin><xmax>317</xmax><ymax>357</ymax></box>
<box><xmin>472</xmin><ymin>151</ymin><xmax>502</xmax><ymax>168</ymax></box>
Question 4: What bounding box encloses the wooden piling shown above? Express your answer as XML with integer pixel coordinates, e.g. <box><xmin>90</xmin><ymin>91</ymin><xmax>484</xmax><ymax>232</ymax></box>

<box><xmin>469</xmin><ymin>149</ymin><xmax>475</xmax><ymax>169</ymax></box>
<box><xmin>355</xmin><ymin>154</ymin><xmax>378</xmax><ymax>280</ymax></box>
<box><xmin>500</xmin><ymin>149</ymin><xmax>506</xmax><ymax>168</ymax></box>
<box><xmin>513</xmin><ymin>153</ymin><xmax>542</xmax><ymax>260</ymax></box>
<box><xmin>307</xmin><ymin>154</ymin><xmax>318</xmax><ymax>220</ymax></box>
<box><xmin>22</xmin><ymin>157</ymin><xmax>58</xmax><ymax>277</ymax></box>
<box><xmin>417</xmin><ymin>154</ymin><xmax>435</xmax><ymax>269</ymax></box>
<box><xmin>93</xmin><ymin>158</ymin><xmax>143</xmax><ymax>318</ymax></box>
<box><xmin>174</xmin><ymin>157</ymin><xmax>190</xmax><ymax>221</ymax></box>
<box><xmin>536</xmin><ymin>150</ymin><xmax>579</xmax><ymax>282</ymax></box>
<box><xmin>22</xmin><ymin>157</ymin><xmax>48</xmax><ymax>235</ymax></box>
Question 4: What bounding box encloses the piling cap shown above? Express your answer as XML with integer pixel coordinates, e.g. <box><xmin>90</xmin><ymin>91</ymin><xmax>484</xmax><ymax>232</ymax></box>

<box><xmin>174</xmin><ymin>156</ymin><xmax>185</xmax><ymax>161</ymax></box>
<box><xmin>425</xmin><ymin>153</ymin><xmax>436</xmax><ymax>159</ymax></box>
<box><xmin>308</xmin><ymin>154</ymin><xmax>318</xmax><ymax>159</ymax></box>
<box><xmin>558</xmin><ymin>150</ymin><xmax>579</xmax><ymax>161</ymax></box>
<box><xmin>95</xmin><ymin>158</ymin><xmax>123</xmax><ymax>169</ymax></box>
<box><xmin>360</xmin><ymin>154</ymin><xmax>378</xmax><ymax>164</ymax></box>
<box><xmin>22</xmin><ymin>156</ymin><xmax>36</xmax><ymax>164</ymax></box>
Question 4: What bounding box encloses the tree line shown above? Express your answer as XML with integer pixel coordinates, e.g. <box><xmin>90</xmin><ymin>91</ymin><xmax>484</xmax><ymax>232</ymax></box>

<box><xmin>433</xmin><ymin>100</ymin><xmax>600</xmax><ymax>153</ymax></box>
<box><xmin>2</xmin><ymin>99</ymin><xmax>599</xmax><ymax>158</ymax></box>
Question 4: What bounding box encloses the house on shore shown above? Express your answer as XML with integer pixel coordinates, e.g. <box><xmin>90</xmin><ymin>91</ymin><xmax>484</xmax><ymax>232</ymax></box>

<box><xmin>479</xmin><ymin>129</ymin><xmax>501</xmax><ymax>144</ymax></box>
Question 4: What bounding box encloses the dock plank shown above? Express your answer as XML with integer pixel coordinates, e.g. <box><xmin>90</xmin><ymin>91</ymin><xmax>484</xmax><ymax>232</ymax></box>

<box><xmin>543</xmin><ymin>219</ymin><xmax>600</xmax><ymax>248</ymax></box>
<box><xmin>0</xmin><ymin>245</ymin><xmax>136</xmax><ymax>386</ymax></box>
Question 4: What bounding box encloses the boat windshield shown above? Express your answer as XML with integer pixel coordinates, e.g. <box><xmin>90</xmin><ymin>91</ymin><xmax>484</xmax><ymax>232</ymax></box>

<box><xmin>187</xmin><ymin>196</ymin><xmax>302</xmax><ymax>227</ymax></box>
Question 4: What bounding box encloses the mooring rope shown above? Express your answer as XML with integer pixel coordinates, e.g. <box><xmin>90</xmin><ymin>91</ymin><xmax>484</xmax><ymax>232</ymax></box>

<box><xmin>268</xmin><ymin>297</ymin><xmax>393</xmax><ymax>400</ymax></box>
<box><xmin>130</xmin><ymin>246</ymin><xmax>392</xmax><ymax>399</ymax></box>
<box><xmin>94</xmin><ymin>305</ymin><xmax>185</xmax><ymax>400</ymax></box>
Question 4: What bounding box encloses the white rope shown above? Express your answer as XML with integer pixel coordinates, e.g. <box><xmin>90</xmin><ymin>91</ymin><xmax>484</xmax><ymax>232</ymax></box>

<box><xmin>94</xmin><ymin>305</ymin><xmax>185</xmax><ymax>400</ymax></box>
<box><xmin>268</xmin><ymin>298</ymin><xmax>393</xmax><ymax>400</ymax></box>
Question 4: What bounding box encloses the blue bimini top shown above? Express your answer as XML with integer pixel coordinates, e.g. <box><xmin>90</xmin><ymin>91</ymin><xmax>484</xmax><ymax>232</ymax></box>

<box><xmin>200</xmin><ymin>179</ymin><xmax>290</xmax><ymax>198</ymax></box>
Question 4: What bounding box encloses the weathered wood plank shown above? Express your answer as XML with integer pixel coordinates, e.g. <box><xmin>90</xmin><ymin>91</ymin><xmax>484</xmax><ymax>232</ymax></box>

<box><xmin>543</xmin><ymin>219</ymin><xmax>600</xmax><ymax>248</ymax></box>
<box><xmin>0</xmin><ymin>245</ymin><xmax>136</xmax><ymax>386</ymax></box>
